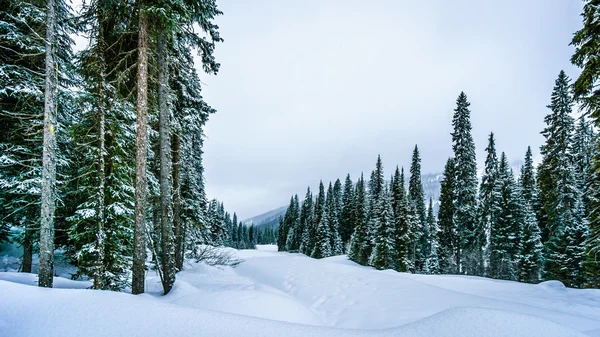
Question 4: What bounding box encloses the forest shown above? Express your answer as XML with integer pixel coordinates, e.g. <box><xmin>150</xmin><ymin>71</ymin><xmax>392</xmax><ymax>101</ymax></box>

<box><xmin>1</xmin><ymin>0</ymin><xmax>600</xmax><ymax>304</ymax></box>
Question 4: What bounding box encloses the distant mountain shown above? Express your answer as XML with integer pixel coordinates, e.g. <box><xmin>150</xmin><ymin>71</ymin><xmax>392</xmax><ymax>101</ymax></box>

<box><xmin>242</xmin><ymin>205</ymin><xmax>288</xmax><ymax>228</ymax></box>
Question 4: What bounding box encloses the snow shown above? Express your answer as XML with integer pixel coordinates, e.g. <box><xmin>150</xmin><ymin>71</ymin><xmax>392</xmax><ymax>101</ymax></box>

<box><xmin>1</xmin><ymin>244</ymin><xmax>599</xmax><ymax>337</ymax></box>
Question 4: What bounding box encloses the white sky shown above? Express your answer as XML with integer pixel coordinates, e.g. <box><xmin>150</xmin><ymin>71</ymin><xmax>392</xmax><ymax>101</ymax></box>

<box><xmin>194</xmin><ymin>1</ymin><xmax>583</xmax><ymax>219</ymax></box>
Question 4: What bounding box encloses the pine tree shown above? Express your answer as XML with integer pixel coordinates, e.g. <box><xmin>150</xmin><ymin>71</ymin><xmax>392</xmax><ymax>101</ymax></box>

<box><xmin>451</xmin><ymin>92</ymin><xmax>480</xmax><ymax>275</ymax></box>
<box><xmin>340</xmin><ymin>174</ymin><xmax>355</xmax><ymax>251</ymax></box>
<box><xmin>425</xmin><ymin>198</ymin><xmax>440</xmax><ymax>274</ymax></box>
<box><xmin>326</xmin><ymin>183</ymin><xmax>343</xmax><ymax>255</ymax></box>
<box><xmin>538</xmin><ymin>71</ymin><xmax>586</xmax><ymax>286</ymax></box>
<box><xmin>391</xmin><ymin>167</ymin><xmax>410</xmax><ymax>272</ymax></box>
<box><xmin>571</xmin><ymin>4</ymin><xmax>600</xmax><ymax>286</ymax></box>
<box><xmin>299</xmin><ymin>187</ymin><xmax>313</xmax><ymax>255</ymax></box>
<box><xmin>489</xmin><ymin>153</ymin><xmax>521</xmax><ymax>281</ymax></box>
<box><xmin>479</xmin><ymin>133</ymin><xmax>499</xmax><ymax>276</ymax></box>
<box><xmin>232</xmin><ymin>213</ymin><xmax>239</xmax><ymax>248</ymax></box>
<box><xmin>409</xmin><ymin>145</ymin><xmax>428</xmax><ymax>272</ymax></box>
<box><xmin>545</xmin><ymin>197</ymin><xmax>588</xmax><ymax>287</ymax></box>
<box><xmin>370</xmin><ymin>185</ymin><xmax>396</xmax><ymax>270</ymax></box>
<box><xmin>312</xmin><ymin>185</ymin><xmax>332</xmax><ymax>259</ymax></box>
<box><xmin>364</xmin><ymin>156</ymin><xmax>385</xmax><ymax>265</ymax></box>
<box><xmin>349</xmin><ymin>174</ymin><xmax>369</xmax><ymax>264</ymax></box>
<box><xmin>520</xmin><ymin>146</ymin><xmax>538</xmax><ymax>207</ymax></box>
<box><xmin>438</xmin><ymin>158</ymin><xmax>457</xmax><ymax>273</ymax></box>
<box><xmin>538</xmin><ymin>71</ymin><xmax>577</xmax><ymax>245</ymax></box>
<box><xmin>518</xmin><ymin>204</ymin><xmax>543</xmax><ymax>283</ymax></box>
<box><xmin>584</xmin><ymin>146</ymin><xmax>600</xmax><ymax>287</ymax></box>
<box><xmin>312</xmin><ymin>181</ymin><xmax>326</xmax><ymax>251</ymax></box>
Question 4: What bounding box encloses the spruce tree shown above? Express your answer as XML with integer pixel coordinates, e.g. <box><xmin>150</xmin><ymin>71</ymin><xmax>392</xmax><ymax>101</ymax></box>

<box><xmin>349</xmin><ymin>174</ymin><xmax>369</xmax><ymax>264</ymax></box>
<box><xmin>571</xmin><ymin>4</ymin><xmax>600</xmax><ymax>285</ymax></box>
<box><xmin>489</xmin><ymin>153</ymin><xmax>521</xmax><ymax>281</ymax></box>
<box><xmin>409</xmin><ymin>145</ymin><xmax>428</xmax><ymax>272</ymax></box>
<box><xmin>364</xmin><ymin>156</ymin><xmax>385</xmax><ymax>265</ymax></box>
<box><xmin>300</xmin><ymin>187</ymin><xmax>313</xmax><ymax>255</ymax></box>
<box><xmin>538</xmin><ymin>71</ymin><xmax>577</xmax><ymax>244</ymax></box>
<box><xmin>392</xmin><ymin>167</ymin><xmax>411</xmax><ymax>272</ymax></box>
<box><xmin>312</xmin><ymin>186</ymin><xmax>332</xmax><ymax>259</ymax></box>
<box><xmin>425</xmin><ymin>198</ymin><xmax>440</xmax><ymax>274</ymax></box>
<box><xmin>479</xmin><ymin>133</ymin><xmax>499</xmax><ymax>276</ymax></box>
<box><xmin>232</xmin><ymin>213</ymin><xmax>239</xmax><ymax>248</ymax></box>
<box><xmin>518</xmin><ymin>204</ymin><xmax>543</xmax><ymax>283</ymax></box>
<box><xmin>538</xmin><ymin>71</ymin><xmax>585</xmax><ymax>286</ymax></box>
<box><xmin>370</xmin><ymin>185</ymin><xmax>396</xmax><ymax>270</ymax></box>
<box><xmin>326</xmin><ymin>183</ymin><xmax>343</xmax><ymax>255</ymax></box>
<box><xmin>451</xmin><ymin>92</ymin><xmax>480</xmax><ymax>275</ymax></box>
<box><xmin>340</xmin><ymin>174</ymin><xmax>355</xmax><ymax>251</ymax></box>
<box><xmin>520</xmin><ymin>146</ymin><xmax>538</xmax><ymax>207</ymax></box>
<box><xmin>438</xmin><ymin>158</ymin><xmax>457</xmax><ymax>273</ymax></box>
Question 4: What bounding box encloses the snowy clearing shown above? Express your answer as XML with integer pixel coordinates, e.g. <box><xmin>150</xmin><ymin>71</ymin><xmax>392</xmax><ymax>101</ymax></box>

<box><xmin>1</xmin><ymin>245</ymin><xmax>599</xmax><ymax>337</ymax></box>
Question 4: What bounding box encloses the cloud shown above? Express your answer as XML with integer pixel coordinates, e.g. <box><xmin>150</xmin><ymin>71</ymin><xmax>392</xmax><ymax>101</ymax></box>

<box><xmin>197</xmin><ymin>0</ymin><xmax>582</xmax><ymax>219</ymax></box>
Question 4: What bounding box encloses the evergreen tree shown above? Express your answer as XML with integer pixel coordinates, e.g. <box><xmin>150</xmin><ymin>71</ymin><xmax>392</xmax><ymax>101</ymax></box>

<box><xmin>479</xmin><ymin>133</ymin><xmax>499</xmax><ymax>276</ymax></box>
<box><xmin>340</xmin><ymin>174</ymin><xmax>355</xmax><ymax>251</ymax></box>
<box><xmin>312</xmin><ymin>185</ymin><xmax>332</xmax><ymax>259</ymax></box>
<box><xmin>425</xmin><ymin>198</ymin><xmax>440</xmax><ymax>274</ymax></box>
<box><xmin>299</xmin><ymin>187</ymin><xmax>314</xmax><ymax>255</ymax></box>
<box><xmin>364</xmin><ymin>156</ymin><xmax>385</xmax><ymax>264</ymax></box>
<box><xmin>409</xmin><ymin>145</ymin><xmax>428</xmax><ymax>272</ymax></box>
<box><xmin>538</xmin><ymin>71</ymin><xmax>586</xmax><ymax>286</ymax></box>
<box><xmin>325</xmin><ymin>183</ymin><xmax>343</xmax><ymax>255</ymax></box>
<box><xmin>538</xmin><ymin>71</ymin><xmax>577</xmax><ymax>245</ymax></box>
<box><xmin>312</xmin><ymin>181</ymin><xmax>326</xmax><ymax>253</ymax></box>
<box><xmin>451</xmin><ymin>92</ymin><xmax>480</xmax><ymax>275</ymax></box>
<box><xmin>520</xmin><ymin>146</ymin><xmax>538</xmax><ymax>207</ymax></box>
<box><xmin>571</xmin><ymin>3</ymin><xmax>600</xmax><ymax>286</ymax></box>
<box><xmin>438</xmin><ymin>158</ymin><xmax>457</xmax><ymax>273</ymax></box>
<box><xmin>489</xmin><ymin>153</ymin><xmax>521</xmax><ymax>281</ymax></box>
<box><xmin>392</xmin><ymin>167</ymin><xmax>411</xmax><ymax>272</ymax></box>
<box><xmin>349</xmin><ymin>174</ymin><xmax>369</xmax><ymax>264</ymax></box>
<box><xmin>370</xmin><ymin>185</ymin><xmax>396</xmax><ymax>270</ymax></box>
<box><xmin>518</xmin><ymin>204</ymin><xmax>543</xmax><ymax>283</ymax></box>
<box><xmin>232</xmin><ymin>213</ymin><xmax>239</xmax><ymax>248</ymax></box>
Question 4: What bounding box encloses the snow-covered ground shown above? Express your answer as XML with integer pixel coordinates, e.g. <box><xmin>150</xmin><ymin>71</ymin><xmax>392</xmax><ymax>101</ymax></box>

<box><xmin>1</xmin><ymin>244</ymin><xmax>599</xmax><ymax>337</ymax></box>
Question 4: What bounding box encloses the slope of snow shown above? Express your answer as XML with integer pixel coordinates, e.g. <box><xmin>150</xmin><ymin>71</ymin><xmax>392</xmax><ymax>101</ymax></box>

<box><xmin>1</xmin><ymin>245</ymin><xmax>599</xmax><ymax>337</ymax></box>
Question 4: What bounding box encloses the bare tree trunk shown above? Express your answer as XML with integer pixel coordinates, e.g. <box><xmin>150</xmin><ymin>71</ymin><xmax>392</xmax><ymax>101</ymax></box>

<box><xmin>39</xmin><ymin>0</ymin><xmax>57</xmax><ymax>288</ymax></box>
<box><xmin>172</xmin><ymin>133</ymin><xmax>183</xmax><ymax>271</ymax></box>
<box><xmin>21</xmin><ymin>223</ymin><xmax>33</xmax><ymax>273</ymax></box>
<box><xmin>132</xmin><ymin>9</ymin><xmax>148</xmax><ymax>295</ymax></box>
<box><xmin>158</xmin><ymin>31</ymin><xmax>175</xmax><ymax>295</ymax></box>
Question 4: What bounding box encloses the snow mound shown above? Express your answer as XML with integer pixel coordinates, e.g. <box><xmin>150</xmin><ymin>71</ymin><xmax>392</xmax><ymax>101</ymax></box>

<box><xmin>537</xmin><ymin>280</ymin><xmax>567</xmax><ymax>291</ymax></box>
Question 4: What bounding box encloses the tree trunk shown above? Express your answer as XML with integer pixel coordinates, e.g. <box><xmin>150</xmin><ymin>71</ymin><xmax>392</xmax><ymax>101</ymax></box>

<box><xmin>132</xmin><ymin>8</ymin><xmax>148</xmax><ymax>295</ymax></box>
<box><xmin>158</xmin><ymin>31</ymin><xmax>175</xmax><ymax>295</ymax></box>
<box><xmin>21</xmin><ymin>223</ymin><xmax>33</xmax><ymax>273</ymax></box>
<box><xmin>172</xmin><ymin>133</ymin><xmax>183</xmax><ymax>271</ymax></box>
<box><xmin>94</xmin><ymin>69</ymin><xmax>106</xmax><ymax>290</ymax></box>
<box><xmin>39</xmin><ymin>0</ymin><xmax>57</xmax><ymax>288</ymax></box>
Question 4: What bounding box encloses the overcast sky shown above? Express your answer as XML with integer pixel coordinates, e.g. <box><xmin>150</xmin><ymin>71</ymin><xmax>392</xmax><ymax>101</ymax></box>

<box><xmin>198</xmin><ymin>0</ymin><xmax>583</xmax><ymax>220</ymax></box>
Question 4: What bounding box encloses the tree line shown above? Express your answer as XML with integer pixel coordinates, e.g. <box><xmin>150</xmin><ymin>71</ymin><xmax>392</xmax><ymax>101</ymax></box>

<box><xmin>277</xmin><ymin>76</ymin><xmax>599</xmax><ymax>288</ymax></box>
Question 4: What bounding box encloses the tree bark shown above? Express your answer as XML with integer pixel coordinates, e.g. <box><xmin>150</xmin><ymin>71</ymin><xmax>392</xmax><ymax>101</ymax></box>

<box><xmin>39</xmin><ymin>0</ymin><xmax>57</xmax><ymax>288</ymax></box>
<box><xmin>158</xmin><ymin>31</ymin><xmax>175</xmax><ymax>295</ymax></box>
<box><xmin>172</xmin><ymin>133</ymin><xmax>183</xmax><ymax>271</ymax></box>
<box><xmin>94</xmin><ymin>67</ymin><xmax>106</xmax><ymax>290</ymax></box>
<box><xmin>132</xmin><ymin>8</ymin><xmax>148</xmax><ymax>295</ymax></box>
